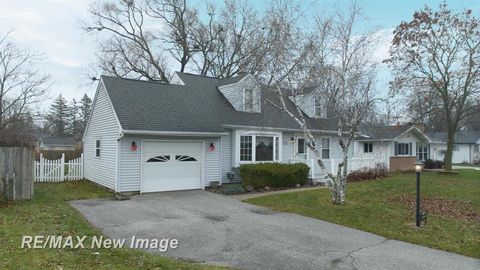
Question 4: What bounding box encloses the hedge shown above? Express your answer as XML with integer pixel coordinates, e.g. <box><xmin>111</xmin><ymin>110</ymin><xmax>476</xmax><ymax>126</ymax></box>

<box><xmin>239</xmin><ymin>163</ymin><xmax>309</xmax><ymax>189</ymax></box>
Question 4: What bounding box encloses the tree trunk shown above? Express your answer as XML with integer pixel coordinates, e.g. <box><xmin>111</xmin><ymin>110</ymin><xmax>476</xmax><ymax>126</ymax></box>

<box><xmin>444</xmin><ymin>127</ymin><xmax>455</xmax><ymax>171</ymax></box>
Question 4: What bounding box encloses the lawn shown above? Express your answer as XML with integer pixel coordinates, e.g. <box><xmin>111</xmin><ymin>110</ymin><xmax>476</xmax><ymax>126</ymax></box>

<box><xmin>0</xmin><ymin>181</ymin><xmax>227</xmax><ymax>270</ymax></box>
<box><xmin>245</xmin><ymin>170</ymin><xmax>480</xmax><ymax>258</ymax></box>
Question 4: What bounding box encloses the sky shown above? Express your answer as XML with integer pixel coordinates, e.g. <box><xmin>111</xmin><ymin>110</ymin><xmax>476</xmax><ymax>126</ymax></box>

<box><xmin>0</xmin><ymin>0</ymin><xmax>478</xmax><ymax>113</ymax></box>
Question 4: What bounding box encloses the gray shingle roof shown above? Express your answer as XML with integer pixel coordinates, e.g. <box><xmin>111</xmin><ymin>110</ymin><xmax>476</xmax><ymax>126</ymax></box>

<box><xmin>41</xmin><ymin>137</ymin><xmax>76</xmax><ymax>146</ymax></box>
<box><xmin>427</xmin><ymin>131</ymin><xmax>480</xmax><ymax>144</ymax></box>
<box><xmin>359</xmin><ymin>125</ymin><xmax>412</xmax><ymax>140</ymax></box>
<box><xmin>101</xmin><ymin>73</ymin><xmax>337</xmax><ymax>134</ymax></box>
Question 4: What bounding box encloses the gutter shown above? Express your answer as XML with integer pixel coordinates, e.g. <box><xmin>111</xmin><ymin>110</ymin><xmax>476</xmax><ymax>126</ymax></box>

<box><xmin>121</xmin><ymin>129</ymin><xmax>229</xmax><ymax>137</ymax></box>
<box><xmin>221</xmin><ymin>124</ymin><xmax>346</xmax><ymax>135</ymax></box>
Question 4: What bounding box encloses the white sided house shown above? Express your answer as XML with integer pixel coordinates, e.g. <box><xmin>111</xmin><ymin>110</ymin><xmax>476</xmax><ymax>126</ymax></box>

<box><xmin>353</xmin><ymin>125</ymin><xmax>432</xmax><ymax>171</ymax></box>
<box><xmin>83</xmin><ymin>73</ymin><xmax>379</xmax><ymax>193</ymax></box>
<box><xmin>428</xmin><ymin>132</ymin><xmax>480</xmax><ymax>164</ymax></box>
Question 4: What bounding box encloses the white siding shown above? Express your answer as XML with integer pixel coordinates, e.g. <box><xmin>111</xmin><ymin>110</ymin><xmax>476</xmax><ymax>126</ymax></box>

<box><xmin>282</xmin><ymin>132</ymin><xmax>294</xmax><ymax>161</ymax></box>
<box><xmin>221</xmin><ymin>132</ymin><xmax>233</xmax><ymax>183</ymax></box>
<box><xmin>83</xmin><ymin>83</ymin><xmax>120</xmax><ymax>191</ymax></box>
<box><xmin>205</xmin><ymin>138</ymin><xmax>221</xmax><ymax>185</ymax></box>
<box><xmin>118</xmin><ymin>136</ymin><xmax>222</xmax><ymax>192</ymax></box>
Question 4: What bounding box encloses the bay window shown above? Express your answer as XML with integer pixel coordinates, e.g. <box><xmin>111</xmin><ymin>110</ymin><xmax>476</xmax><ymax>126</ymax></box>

<box><xmin>238</xmin><ymin>134</ymin><xmax>280</xmax><ymax>162</ymax></box>
<box><xmin>240</xmin><ymin>135</ymin><xmax>253</xmax><ymax>161</ymax></box>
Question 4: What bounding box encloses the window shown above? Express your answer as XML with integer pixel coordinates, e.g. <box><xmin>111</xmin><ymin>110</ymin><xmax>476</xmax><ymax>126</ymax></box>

<box><xmin>475</xmin><ymin>145</ymin><xmax>479</xmax><ymax>153</ymax></box>
<box><xmin>321</xmin><ymin>138</ymin><xmax>330</xmax><ymax>159</ymax></box>
<box><xmin>314</xmin><ymin>97</ymin><xmax>323</xmax><ymax>117</ymax></box>
<box><xmin>364</xmin><ymin>143</ymin><xmax>373</xmax><ymax>153</ymax></box>
<box><xmin>396</xmin><ymin>143</ymin><xmax>411</xmax><ymax>156</ymax></box>
<box><xmin>453</xmin><ymin>144</ymin><xmax>459</xmax><ymax>151</ymax></box>
<box><xmin>95</xmin><ymin>140</ymin><xmax>101</xmax><ymax>158</ymax></box>
<box><xmin>147</xmin><ymin>155</ymin><xmax>170</xmax><ymax>162</ymax></box>
<box><xmin>416</xmin><ymin>143</ymin><xmax>429</xmax><ymax>161</ymax></box>
<box><xmin>275</xmin><ymin>137</ymin><xmax>280</xmax><ymax>161</ymax></box>
<box><xmin>239</xmin><ymin>134</ymin><xmax>280</xmax><ymax>162</ymax></box>
<box><xmin>297</xmin><ymin>138</ymin><xmax>307</xmax><ymax>159</ymax></box>
<box><xmin>256</xmin><ymin>136</ymin><xmax>274</xmax><ymax>161</ymax></box>
<box><xmin>240</xmin><ymin>135</ymin><xmax>253</xmax><ymax>161</ymax></box>
<box><xmin>175</xmin><ymin>155</ymin><xmax>197</xmax><ymax>162</ymax></box>
<box><xmin>244</xmin><ymin>88</ymin><xmax>254</xmax><ymax>111</ymax></box>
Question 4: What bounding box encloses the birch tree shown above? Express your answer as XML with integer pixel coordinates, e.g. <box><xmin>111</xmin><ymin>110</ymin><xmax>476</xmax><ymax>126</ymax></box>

<box><xmin>386</xmin><ymin>3</ymin><xmax>480</xmax><ymax>171</ymax></box>
<box><xmin>268</xmin><ymin>3</ymin><xmax>378</xmax><ymax>204</ymax></box>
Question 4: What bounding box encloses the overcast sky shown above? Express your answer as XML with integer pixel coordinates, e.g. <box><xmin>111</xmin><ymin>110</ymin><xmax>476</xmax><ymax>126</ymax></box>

<box><xmin>0</xmin><ymin>0</ymin><xmax>478</xmax><ymax>113</ymax></box>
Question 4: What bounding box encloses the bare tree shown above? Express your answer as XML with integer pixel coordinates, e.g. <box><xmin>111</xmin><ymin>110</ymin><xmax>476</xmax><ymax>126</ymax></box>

<box><xmin>84</xmin><ymin>0</ymin><xmax>172</xmax><ymax>81</ymax></box>
<box><xmin>84</xmin><ymin>0</ymin><xmax>311</xmax><ymax>83</ymax></box>
<box><xmin>0</xmin><ymin>32</ymin><xmax>49</xmax><ymax>132</ymax></box>
<box><xmin>268</xmin><ymin>3</ymin><xmax>378</xmax><ymax>204</ymax></box>
<box><xmin>386</xmin><ymin>3</ymin><xmax>480</xmax><ymax>171</ymax></box>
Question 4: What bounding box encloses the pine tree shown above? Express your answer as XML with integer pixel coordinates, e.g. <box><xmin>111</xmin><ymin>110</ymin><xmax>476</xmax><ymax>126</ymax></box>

<box><xmin>79</xmin><ymin>94</ymin><xmax>92</xmax><ymax>132</ymax></box>
<box><xmin>47</xmin><ymin>94</ymin><xmax>70</xmax><ymax>136</ymax></box>
<box><xmin>69</xmin><ymin>98</ymin><xmax>82</xmax><ymax>139</ymax></box>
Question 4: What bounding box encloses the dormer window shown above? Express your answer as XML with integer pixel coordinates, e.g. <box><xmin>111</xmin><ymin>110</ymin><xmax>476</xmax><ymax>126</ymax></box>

<box><xmin>244</xmin><ymin>88</ymin><xmax>254</xmax><ymax>111</ymax></box>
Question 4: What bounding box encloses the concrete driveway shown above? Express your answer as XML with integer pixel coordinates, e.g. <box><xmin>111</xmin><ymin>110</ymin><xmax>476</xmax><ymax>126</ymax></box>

<box><xmin>71</xmin><ymin>191</ymin><xmax>480</xmax><ymax>270</ymax></box>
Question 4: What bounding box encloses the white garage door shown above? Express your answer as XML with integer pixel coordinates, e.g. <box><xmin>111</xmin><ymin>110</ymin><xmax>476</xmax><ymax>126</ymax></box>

<box><xmin>142</xmin><ymin>141</ymin><xmax>203</xmax><ymax>192</ymax></box>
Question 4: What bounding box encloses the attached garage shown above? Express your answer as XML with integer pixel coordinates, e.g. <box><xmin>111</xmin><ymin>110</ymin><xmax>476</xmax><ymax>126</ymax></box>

<box><xmin>141</xmin><ymin>141</ymin><xmax>204</xmax><ymax>193</ymax></box>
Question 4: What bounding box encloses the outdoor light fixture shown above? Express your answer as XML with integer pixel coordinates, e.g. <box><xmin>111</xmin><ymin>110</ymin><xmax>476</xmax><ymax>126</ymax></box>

<box><xmin>131</xmin><ymin>141</ymin><xmax>137</xmax><ymax>151</ymax></box>
<box><xmin>415</xmin><ymin>161</ymin><xmax>423</xmax><ymax>227</ymax></box>
<box><xmin>415</xmin><ymin>163</ymin><xmax>423</xmax><ymax>173</ymax></box>
<box><xmin>209</xmin><ymin>143</ymin><xmax>215</xmax><ymax>151</ymax></box>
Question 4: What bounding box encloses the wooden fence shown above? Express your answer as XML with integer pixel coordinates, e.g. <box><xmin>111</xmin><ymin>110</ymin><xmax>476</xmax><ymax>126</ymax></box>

<box><xmin>34</xmin><ymin>153</ymin><xmax>83</xmax><ymax>182</ymax></box>
<box><xmin>0</xmin><ymin>147</ymin><xmax>34</xmax><ymax>200</ymax></box>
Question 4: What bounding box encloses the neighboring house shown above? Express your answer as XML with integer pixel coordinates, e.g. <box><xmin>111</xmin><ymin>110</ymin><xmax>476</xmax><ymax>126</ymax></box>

<box><xmin>354</xmin><ymin>125</ymin><xmax>431</xmax><ymax>171</ymax></box>
<box><xmin>427</xmin><ymin>131</ymin><xmax>480</xmax><ymax>164</ymax></box>
<box><xmin>83</xmin><ymin>73</ymin><xmax>377</xmax><ymax>193</ymax></box>
<box><xmin>39</xmin><ymin>137</ymin><xmax>77</xmax><ymax>151</ymax></box>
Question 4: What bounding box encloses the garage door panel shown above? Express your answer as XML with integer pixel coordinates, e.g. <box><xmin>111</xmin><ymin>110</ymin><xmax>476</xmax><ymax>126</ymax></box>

<box><xmin>141</xmin><ymin>141</ymin><xmax>203</xmax><ymax>193</ymax></box>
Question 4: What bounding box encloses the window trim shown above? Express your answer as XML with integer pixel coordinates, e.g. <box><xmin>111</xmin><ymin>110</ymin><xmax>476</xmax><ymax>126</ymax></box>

<box><xmin>321</xmin><ymin>137</ymin><xmax>330</xmax><ymax>160</ymax></box>
<box><xmin>95</xmin><ymin>139</ymin><xmax>101</xmax><ymax>158</ymax></box>
<box><xmin>237</xmin><ymin>131</ymin><xmax>282</xmax><ymax>164</ymax></box>
<box><xmin>395</xmin><ymin>142</ymin><xmax>412</xmax><ymax>156</ymax></box>
<box><xmin>416</xmin><ymin>143</ymin><xmax>429</xmax><ymax>161</ymax></box>
<box><xmin>363</xmin><ymin>142</ymin><xmax>373</xmax><ymax>153</ymax></box>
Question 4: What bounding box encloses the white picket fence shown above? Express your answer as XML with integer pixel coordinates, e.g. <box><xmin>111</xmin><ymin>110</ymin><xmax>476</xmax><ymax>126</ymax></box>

<box><xmin>34</xmin><ymin>153</ymin><xmax>83</xmax><ymax>182</ymax></box>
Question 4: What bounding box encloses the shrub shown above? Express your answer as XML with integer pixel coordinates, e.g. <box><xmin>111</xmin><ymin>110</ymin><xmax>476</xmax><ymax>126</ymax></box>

<box><xmin>347</xmin><ymin>163</ymin><xmax>388</xmax><ymax>182</ymax></box>
<box><xmin>423</xmin><ymin>159</ymin><xmax>435</xmax><ymax>169</ymax></box>
<box><xmin>240</xmin><ymin>163</ymin><xmax>309</xmax><ymax>189</ymax></box>
<box><xmin>423</xmin><ymin>159</ymin><xmax>444</xmax><ymax>169</ymax></box>
<box><xmin>434</xmin><ymin>160</ymin><xmax>445</xmax><ymax>169</ymax></box>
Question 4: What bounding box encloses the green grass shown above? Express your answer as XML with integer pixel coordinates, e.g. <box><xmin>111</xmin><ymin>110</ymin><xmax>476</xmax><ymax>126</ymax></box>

<box><xmin>245</xmin><ymin>170</ymin><xmax>480</xmax><ymax>258</ymax></box>
<box><xmin>0</xmin><ymin>181</ymin><xmax>227</xmax><ymax>270</ymax></box>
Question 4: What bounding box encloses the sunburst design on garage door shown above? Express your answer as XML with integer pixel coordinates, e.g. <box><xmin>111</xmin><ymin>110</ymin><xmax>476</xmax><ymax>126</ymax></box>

<box><xmin>146</xmin><ymin>155</ymin><xmax>170</xmax><ymax>162</ymax></box>
<box><xmin>175</xmin><ymin>155</ymin><xmax>197</xmax><ymax>162</ymax></box>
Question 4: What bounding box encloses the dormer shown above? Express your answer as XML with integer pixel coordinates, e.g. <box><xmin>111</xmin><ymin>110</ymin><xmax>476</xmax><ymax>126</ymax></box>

<box><xmin>218</xmin><ymin>74</ymin><xmax>261</xmax><ymax>113</ymax></box>
<box><xmin>291</xmin><ymin>93</ymin><xmax>327</xmax><ymax>119</ymax></box>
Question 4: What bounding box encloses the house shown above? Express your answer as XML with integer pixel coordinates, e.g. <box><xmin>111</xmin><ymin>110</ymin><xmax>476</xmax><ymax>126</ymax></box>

<box><xmin>427</xmin><ymin>131</ymin><xmax>480</xmax><ymax>164</ymax></box>
<box><xmin>354</xmin><ymin>124</ymin><xmax>431</xmax><ymax>171</ymax></box>
<box><xmin>83</xmin><ymin>72</ymin><xmax>382</xmax><ymax>193</ymax></box>
<box><xmin>39</xmin><ymin>137</ymin><xmax>77</xmax><ymax>151</ymax></box>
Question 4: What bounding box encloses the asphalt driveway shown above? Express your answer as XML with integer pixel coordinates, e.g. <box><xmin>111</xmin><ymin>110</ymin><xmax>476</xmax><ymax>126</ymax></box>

<box><xmin>71</xmin><ymin>190</ymin><xmax>480</xmax><ymax>270</ymax></box>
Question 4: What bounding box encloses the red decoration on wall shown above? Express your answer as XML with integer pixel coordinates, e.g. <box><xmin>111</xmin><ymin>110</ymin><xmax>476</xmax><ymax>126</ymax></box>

<box><xmin>131</xmin><ymin>141</ymin><xmax>137</xmax><ymax>151</ymax></box>
<box><xmin>209</xmin><ymin>143</ymin><xmax>215</xmax><ymax>151</ymax></box>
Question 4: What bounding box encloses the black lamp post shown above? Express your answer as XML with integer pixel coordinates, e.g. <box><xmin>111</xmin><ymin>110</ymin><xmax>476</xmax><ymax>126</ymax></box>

<box><xmin>415</xmin><ymin>162</ymin><xmax>423</xmax><ymax>227</ymax></box>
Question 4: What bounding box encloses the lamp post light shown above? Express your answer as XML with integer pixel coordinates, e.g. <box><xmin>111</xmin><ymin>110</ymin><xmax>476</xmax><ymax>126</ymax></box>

<box><xmin>415</xmin><ymin>162</ymin><xmax>423</xmax><ymax>227</ymax></box>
